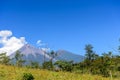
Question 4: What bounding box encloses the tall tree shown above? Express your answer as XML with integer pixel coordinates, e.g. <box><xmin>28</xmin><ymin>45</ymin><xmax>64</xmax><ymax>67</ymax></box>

<box><xmin>49</xmin><ymin>50</ymin><xmax>57</xmax><ymax>63</ymax></box>
<box><xmin>48</xmin><ymin>50</ymin><xmax>57</xmax><ymax>70</ymax></box>
<box><xmin>85</xmin><ymin>44</ymin><xmax>98</xmax><ymax>64</ymax></box>
<box><xmin>42</xmin><ymin>50</ymin><xmax>57</xmax><ymax>70</ymax></box>
<box><xmin>84</xmin><ymin>44</ymin><xmax>99</xmax><ymax>73</ymax></box>
<box><xmin>85</xmin><ymin>44</ymin><xmax>94</xmax><ymax>61</ymax></box>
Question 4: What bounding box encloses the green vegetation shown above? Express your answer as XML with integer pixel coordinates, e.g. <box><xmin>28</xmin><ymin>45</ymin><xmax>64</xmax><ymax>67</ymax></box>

<box><xmin>81</xmin><ymin>44</ymin><xmax>120</xmax><ymax>77</ymax></box>
<box><xmin>29</xmin><ymin>61</ymin><xmax>40</xmax><ymax>69</ymax></box>
<box><xmin>14</xmin><ymin>50</ymin><xmax>26</xmax><ymax>67</ymax></box>
<box><xmin>0</xmin><ymin>53</ymin><xmax>11</xmax><ymax>65</ymax></box>
<box><xmin>22</xmin><ymin>73</ymin><xmax>34</xmax><ymax>80</ymax></box>
<box><xmin>0</xmin><ymin>40</ymin><xmax>120</xmax><ymax>80</ymax></box>
<box><xmin>54</xmin><ymin>60</ymin><xmax>73</xmax><ymax>72</ymax></box>
<box><xmin>0</xmin><ymin>64</ymin><xmax>118</xmax><ymax>80</ymax></box>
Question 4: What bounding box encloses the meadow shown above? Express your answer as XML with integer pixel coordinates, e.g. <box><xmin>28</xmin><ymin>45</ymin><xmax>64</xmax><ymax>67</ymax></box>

<box><xmin>0</xmin><ymin>64</ymin><xmax>119</xmax><ymax>80</ymax></box>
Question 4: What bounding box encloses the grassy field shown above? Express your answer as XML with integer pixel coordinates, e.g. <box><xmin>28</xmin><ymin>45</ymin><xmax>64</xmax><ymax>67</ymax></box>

<box><xmin>0</xmin><ymin>64</ymin><xmax>119</xmax><ymax>80</ymax></box>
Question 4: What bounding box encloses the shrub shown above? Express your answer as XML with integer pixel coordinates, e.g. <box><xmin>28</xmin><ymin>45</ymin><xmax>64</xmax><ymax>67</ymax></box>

<box><xmin>22</xmin><ymin>73</ymin><xmax>34</xmax><ymax>80</ymax></box>
<box><xmin>117</xmin><ymin>66</ymin><xmax>120</xmax><ymax>71</ymax></box>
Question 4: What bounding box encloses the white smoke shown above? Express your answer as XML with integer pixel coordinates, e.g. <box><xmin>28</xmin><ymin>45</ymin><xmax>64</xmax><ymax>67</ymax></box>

<box><xmin>36</xmin><ymin>40</ymin><xmax>50</xmax><ymax>52</ymax></box>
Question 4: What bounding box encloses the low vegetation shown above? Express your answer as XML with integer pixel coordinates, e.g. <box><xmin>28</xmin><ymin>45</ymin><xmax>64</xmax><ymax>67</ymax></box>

<box><xmin>0</xmin><ymin>64</ymin><xmax>118</xmax><ymax>80</ymax></box>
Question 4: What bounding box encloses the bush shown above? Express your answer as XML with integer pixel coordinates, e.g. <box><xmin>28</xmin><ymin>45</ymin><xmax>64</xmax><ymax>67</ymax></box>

<box><xmin>22</xmin><ymin>73</ymin><xmax>34</xmax><ymax>80</ymax></box>
<box><xmin>117</xmin><ymin>66</ymin><xmax>120</xmax><ymax>71</ymax></box>
<box><xmin>42</xmin><ymin>61</ymin><xmax>53</xmax><ymax>70</ymax></box>
<box><xmin>54</xmin><ymin>60</ymin><xmax>73</xmax><ymax>72</ymax></box>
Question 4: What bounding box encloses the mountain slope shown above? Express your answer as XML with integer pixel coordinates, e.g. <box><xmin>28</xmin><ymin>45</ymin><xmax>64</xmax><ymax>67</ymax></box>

<box><xmin>10</xmin><ymin>44</ymin><xmax>84</xmax><ymax>64</ymax></box>
<box><xmin>55</xmin><ymin>50</ymin><xmax>84</xmax><ymax>63</ymax></box>
<box><xmin>10</xmin><ymin>44</ymin><xmax>51</xmax><ymax>64</ymax></box>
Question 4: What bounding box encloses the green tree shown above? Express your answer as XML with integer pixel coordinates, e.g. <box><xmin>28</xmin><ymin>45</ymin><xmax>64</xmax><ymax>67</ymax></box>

<box><xmin>92</xmin><ymin>52</ymin><xmax>113</xmax><ymax>77</ymax></box>
<box><xmin>85</xmin><ymin>44</ymin><xmax>95</xmax><ymax>61</ymax></box>
<box><xmin>49</xmin><ymin>51</ymin><xmax>57</xmax><ymax>62</ymax></box>
<box><xmin>54</xmin><ymin>60</ymin><xmax>73</xmax><ymax>72</ymax></box>
<box><xmin>0</xmin><ymin>53</ymin><xmax>10</xmax><ymax>65</ymax></box>
<box><xmin>84</xmin><ymin>44</ymin><xmax>98</xmax><ymax>67</ymax></box>
<box><xmin>15</xmin><ymin>50</ymin><xmax>25</xmax><ymax>67</ymax></box>
<box><xmin>42</xmin><ymin>61</ymin><xmax>53</xmax><ymax>70</ymax></box>
<box><xmin>100</xmin><ymin>52</ymin><xmax>112</xmax><ymax>77</ymax></box>
<box><xmin>29</xmin><ymin>61</ymin><xmax>40</xmax><ymax>69</ymax></box>
<box><xmin>48</xmin><ymin>50</ymin><xmax>57</xmax><ymax>70</ymax></box>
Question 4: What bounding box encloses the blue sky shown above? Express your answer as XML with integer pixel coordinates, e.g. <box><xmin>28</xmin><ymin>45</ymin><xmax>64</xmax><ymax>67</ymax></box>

<box><xmin>0</xmin><ymin>0</ymin><xmax>120</xmax><ymax>55</ymax></box>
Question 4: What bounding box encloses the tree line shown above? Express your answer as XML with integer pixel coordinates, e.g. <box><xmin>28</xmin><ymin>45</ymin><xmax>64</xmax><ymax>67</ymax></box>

<box><xmin>0</xmin><ymin>43</ymin><xmax>120</xmax><ymax>78</ymax></box>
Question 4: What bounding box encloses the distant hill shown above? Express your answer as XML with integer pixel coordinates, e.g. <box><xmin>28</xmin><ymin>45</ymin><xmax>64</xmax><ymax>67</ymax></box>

<box><xmin>10</xmin><ymin>44</ymin><xmax>84</xmax><ymax>64</ymax></box>
<box><xmin>56</xmin><ymin>50</ymin><xmax>84</xmax><ymax>63</ymax></box>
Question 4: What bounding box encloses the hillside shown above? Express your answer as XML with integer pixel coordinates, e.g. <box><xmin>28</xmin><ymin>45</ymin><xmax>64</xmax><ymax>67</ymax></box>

<box><xmin>0</xmin><ymin>64</ymin><xmax>119</xmax><ymax>80</ymax></box>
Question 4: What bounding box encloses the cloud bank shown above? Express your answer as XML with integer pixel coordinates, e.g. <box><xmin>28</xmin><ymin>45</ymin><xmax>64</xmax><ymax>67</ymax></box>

<box><xmin>0</xmin><ymin>30</ymin><xmax>27</xmax><ymax>56</ymax></box>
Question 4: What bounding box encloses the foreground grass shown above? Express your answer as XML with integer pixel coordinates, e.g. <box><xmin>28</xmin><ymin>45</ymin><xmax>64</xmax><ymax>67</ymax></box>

<box><xmin>0</xmin><ymin>64</ymin><xmax>119</xmax><ymax>80</ymax></box>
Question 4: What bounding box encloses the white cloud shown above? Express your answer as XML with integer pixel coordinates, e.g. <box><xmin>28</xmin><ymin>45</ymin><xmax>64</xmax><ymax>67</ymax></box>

<box><xmin>0</xmin><ymin>30</ymin><xmax>27</xmax><ymax>56</ymax></box>
<box><xmin>36</xmin><ymin>40</ymin><xmax>42</xmax><ymax>45</ymax></box>
<box><xmin>36</xmin><ymin>40</ymin><xmax>45</xmax><ymax>46</ymax></box>
<box><xmin>0</xmin><ymin>30</ymin><xmax>12</xmax><ymax>37</ymax></box>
